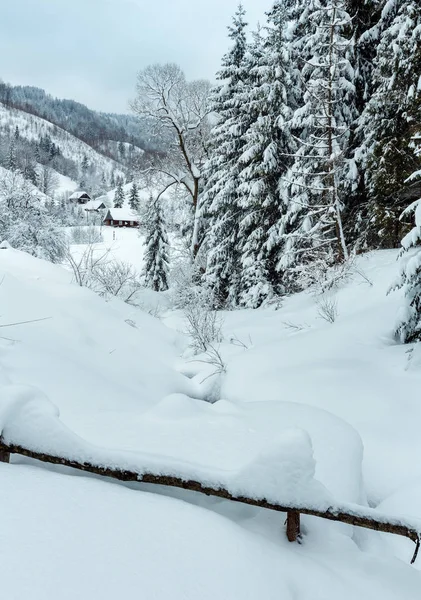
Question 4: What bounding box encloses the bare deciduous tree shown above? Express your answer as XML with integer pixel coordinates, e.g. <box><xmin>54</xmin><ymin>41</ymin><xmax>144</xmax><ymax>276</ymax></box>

<box><xmin>131</xmin><ymin>63</ymin><xmax>211</xmax><ymax>257</ymax></box>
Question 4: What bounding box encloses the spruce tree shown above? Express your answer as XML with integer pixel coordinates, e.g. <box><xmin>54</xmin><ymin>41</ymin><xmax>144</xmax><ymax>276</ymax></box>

<box><xmin>235</xmin><ymin>5</ymin><xmax>295</xmax><ymax>307</ymax></box>
<box><xmin>143</xmin><ymin>196</ymin><xmax>169</xmax><ymax>292</ymax></box>
<box><xmin>278</xmin><ymin>0</ymin><xmax>357</xmax><ymax>285</ymax></box>
<box><xmin>391</xmin><ymin>159</ymin><xmax>421</xmax><ymax>343</ymax></box>
<box><xmin>114</xmin><ymin>179</ymin><xmax>125</xmax><ymax>208</ymax></box>
<box><xmin>129</xmin><ymin>182</ymin><xmax>140</xmax><ymax>211</ymax></box>
<box><xmin>201</xmin><ymin>4</ymin><xmax>249</xmax><ymax>306</ymax></box>
<box><xmin>7</xmin><ymin>140</ymin><xmax>17</xmax><ymax>171</ymax></box>
<box><xmin>358</xmin><ymin>1</ymin><xmax>421</xmax><ymax>249</ymax></box>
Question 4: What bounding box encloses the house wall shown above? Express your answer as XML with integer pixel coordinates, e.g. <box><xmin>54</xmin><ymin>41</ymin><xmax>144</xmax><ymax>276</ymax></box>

<box><xmin>103</xmin><ymin>219</ymin><xmax>139</xmax><ymax>228</ymax></box>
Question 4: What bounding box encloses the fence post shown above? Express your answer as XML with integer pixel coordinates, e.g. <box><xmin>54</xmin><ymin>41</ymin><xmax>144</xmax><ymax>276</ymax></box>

<box><xmin>286</xmin><ymin>510</ymin><xmax>300</xmax><ymax>542</ymax></box>
<box><xmin>0</xmin><ymin>449</ymin><xmax>10</xmax><ymax>463</ymax></box>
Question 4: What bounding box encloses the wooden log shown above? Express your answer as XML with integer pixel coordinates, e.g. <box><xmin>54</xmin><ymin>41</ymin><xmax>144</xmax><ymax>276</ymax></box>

<box><xmin>0</xmin><ymin>440</ymin><xmax>419</xmax><ymax>563</ymax></box>
<box><xmin>286</xmin><ymin>510</ymin><xmax>300</xmax><ymax>542</ymax></box>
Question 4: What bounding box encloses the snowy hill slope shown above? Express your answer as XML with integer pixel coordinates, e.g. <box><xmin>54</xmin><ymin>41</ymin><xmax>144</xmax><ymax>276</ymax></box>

<box><xmin>0</xmin><ymin>103</ymin><xmax>125</xmax><ymax>180</ymax></box>
<box><xmin>0</xmin><ymin>248</ymin><xmax>191</xmax><ymax>434</ymax></box>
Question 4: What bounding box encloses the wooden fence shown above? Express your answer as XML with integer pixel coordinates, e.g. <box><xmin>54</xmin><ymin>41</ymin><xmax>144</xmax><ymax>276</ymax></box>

<box><xmin>0</xmin><ymin>440</ymin><xmax>419</xmax><ymax>564</ymax></box>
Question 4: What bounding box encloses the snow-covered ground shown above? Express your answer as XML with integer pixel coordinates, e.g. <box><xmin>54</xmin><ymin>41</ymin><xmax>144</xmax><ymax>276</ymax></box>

<box><xmin>1</xmin><ymin>238</ymin><xmax>421</xmax><ymax>598</ymax></box>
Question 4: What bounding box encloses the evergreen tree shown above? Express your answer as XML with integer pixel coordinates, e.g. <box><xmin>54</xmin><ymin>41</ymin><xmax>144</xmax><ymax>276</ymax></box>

<box><xmin>391</xmin><ymin>159</ymin><xmax>421</xmax><ymax>343</ymax></box>
<box><xmin>235</xmin><ymin>5</ymin><xmax>295</xmax><ymax>307</ymax></box>
<box><xmin>129</xmin><ymin>182</ymin><xmax>140</xmax><ymax>211</ymax></box>
<box><xmin>278</xmin><ymin>0</ymin><xmax>357</xmax><ymax>285</ymax></box>
<box><xmin>143</xmin><ymin>196</ymin><xmax>170</xmax><ymax>292</ymax></box>
<box><xmin>358</xmin><ymin>1</ymin><xmax>421</xmax><ymax>249</ymax></box>
<box><xmin>341</xmin><ymin>0</ymin><xmax>381</xmax><ymax>245</ymax></box>
<box><xmin>201</xmin><ymin>4</ymin><xmax>249</xmax><ymax>306</ymax></box>
<box><xmin>7</xmin><ymin>140</ymin><xmax>18</xmax><ymax>171</ymax></box>
<box><xmin>114</xmin><ymin>180</ymin><xmax>125</xmax><ymax>208</ymax></box>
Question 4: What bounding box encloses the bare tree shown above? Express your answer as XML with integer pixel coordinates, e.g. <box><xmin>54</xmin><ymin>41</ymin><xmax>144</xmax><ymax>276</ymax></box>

<box><xmin>131</xmin><ymin>64</ymin><xmax>211</xmax><ymax>257</ymax></box>
<box><xmin>37</xmin><ymin>163</ymin><xmax>59</xmax><ymax>197</ymax></box>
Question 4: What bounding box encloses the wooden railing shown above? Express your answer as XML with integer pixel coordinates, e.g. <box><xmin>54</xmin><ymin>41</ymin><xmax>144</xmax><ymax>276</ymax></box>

<box><xmin>1</xmin><ymin>440</ymin><xmax>419</xmax><ymax>564</ymax></box>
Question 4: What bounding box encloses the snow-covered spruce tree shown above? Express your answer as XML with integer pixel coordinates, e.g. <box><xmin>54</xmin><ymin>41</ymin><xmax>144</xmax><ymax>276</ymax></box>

<box><xmin>341</xmin><ymin>0</ymin><xmax>381</xmax><ymax>244</ymax></box>
<box><xmin>392</xmin><ymin>168</ymin><xmax>421</xmax><ymax>343</ymax></box>
<box><xmin>7</xmin><ymin>139</ymin><xmax>18</xmax><ymax>171</ymax></box>
<box><xmin>235</xmin><ymin>4</ymin><xmax>296</xmax><ymax>307</ymax></box>
<box><xmin>114</xmin><ymin>179</ymin><xmax>125</xmax><ymax>208</ymax></box>
<box><xmin>143</xmin><ymin>196</ymin><xmax>169</xmax><ymax>292</ymax></box>
<box><xmin>129</xmin><ymin>182</ymin><xmax>140</xmax><ymax>211</ymax></box>
<box><xmin>201</xmin><ymin>4</ymin><xmax>249</xmax><ymax>307</ymax></box>
<box><xmin>277</xmin><ymin>0</ymin><xmax>357</xmax><ymax>287</ymax></box>
<box><xmin>356</xmin><ymin>1</ymin><xmax>421</xmax><ymax>250</ymax></box>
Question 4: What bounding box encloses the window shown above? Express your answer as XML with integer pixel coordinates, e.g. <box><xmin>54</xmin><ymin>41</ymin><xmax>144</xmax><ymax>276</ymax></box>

<box><xmin>119</xmin><ymin>220</ymin><xmax>123</xmax><ymax>226</ymax></box>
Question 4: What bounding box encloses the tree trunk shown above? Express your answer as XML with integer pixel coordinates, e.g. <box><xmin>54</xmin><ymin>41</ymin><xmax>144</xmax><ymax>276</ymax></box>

<box><xmin>191</xmin><ymin>177</ymin><xmax>201</xmax><ymax>258</ymax></box>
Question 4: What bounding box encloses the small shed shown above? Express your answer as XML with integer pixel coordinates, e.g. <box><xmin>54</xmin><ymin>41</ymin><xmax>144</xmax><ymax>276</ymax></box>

<box><xmin>68</xmin><ymin>191</ymin><xmax>92</xmax><ymax>205</ymax></box>
<box><xmin>103</xmin><ymin>208</ymin><xmax>140</xmax><ymax>228</ymax></box>
<box><xmin>84</xmin><ymin>200</ymin><xmax>107</xmax><ymax>212</ymax></box>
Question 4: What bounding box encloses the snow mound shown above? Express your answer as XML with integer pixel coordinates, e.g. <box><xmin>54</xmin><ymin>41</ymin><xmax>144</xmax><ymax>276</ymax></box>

<box><xmin>0</xmin><ymin>384</ymin><xmax>329</xmax><ymax>508</ymax></box>
<box><xmin>231</xmin><ymin>429</ymin><xmax>330</xmax><ymax>506</ymax></box>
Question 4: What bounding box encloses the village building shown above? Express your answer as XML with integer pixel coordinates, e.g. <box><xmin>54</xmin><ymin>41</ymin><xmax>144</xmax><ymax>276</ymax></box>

<box><xmin>84</xmin><ymin>199</ymin><xmax>107</xmax><ymax>212</ymax></box>
<box><xmin>103</xmin><ymin>208</ymin><xmax>140</xmax><ymax>228</ymax></box>
<box><xmin>68</xmin><ymin>191</ymin><xmax>92</xmax><ymax>204</ymax></box>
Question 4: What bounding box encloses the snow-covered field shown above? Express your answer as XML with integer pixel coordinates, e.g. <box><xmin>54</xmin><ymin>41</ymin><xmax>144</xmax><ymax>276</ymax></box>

<box><xmin>1</xmin><ymin>235</ymin><xmax>421</xmax><ymax>598</ymax></box>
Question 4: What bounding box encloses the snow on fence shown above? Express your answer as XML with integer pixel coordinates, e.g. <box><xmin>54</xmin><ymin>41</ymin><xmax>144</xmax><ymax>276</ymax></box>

<box><xmin>0</xmin><ymin>387</ymin><xmax>420</xmax><ymax>564</ymax></box>
<box><xmin>0</xmin><ymin>440</ymin><xmax>420</xmax><ymax>563</ymax></box>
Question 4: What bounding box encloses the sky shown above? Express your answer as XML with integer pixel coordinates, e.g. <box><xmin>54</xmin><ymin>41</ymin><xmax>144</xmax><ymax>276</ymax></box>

<box><xmin>0</xmin><ymin>0</ymin><xmax>268</xmax><ymax>114</ymax></box>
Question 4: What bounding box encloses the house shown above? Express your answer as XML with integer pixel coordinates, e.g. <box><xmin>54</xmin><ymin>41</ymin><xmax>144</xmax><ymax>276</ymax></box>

<box><xmin>103</xmin><ymin>208</ymin><xmax>140</xmax><ymax>228</ymax></box>
<box><xmin>68</xmin><ymin>191</ymin><xmax>92</xmax><ymax>204</ymax></box>
<box><xmin>84</xmin><ymin>199</ymin><xmax>107</xmax><ymax>212</ymax></box>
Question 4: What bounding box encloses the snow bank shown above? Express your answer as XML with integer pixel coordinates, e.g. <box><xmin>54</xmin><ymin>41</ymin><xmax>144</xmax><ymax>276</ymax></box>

<box><xmin>2</xmin><ymin>463</ymin><xmax>420</xmax><ymax>600</ymax></box>
<box><xmin>0</xmin><ymin>384</ymin><xmax>330</xmax><ymax>508</ymax></box>
<box><xmin>0</xmin><ymin>248</ymin><xmax>191</xmax><ymax>438</ymax></box>
<box><xmin>216</xmin><ymin>250</ymin><xmax>421</xmax><ymax>502</ymax></box>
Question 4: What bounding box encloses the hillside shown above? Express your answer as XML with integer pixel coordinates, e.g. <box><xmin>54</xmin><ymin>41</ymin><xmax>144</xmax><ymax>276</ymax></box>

<box><xmin>0</xmin><ymin>82</ymin><xmax>151</xmax><ymax>152</ymax></box>
<box><xmin>0</xmin><ymin>82</ymin><xmax>152</xmax><ymax>200</ymax></box>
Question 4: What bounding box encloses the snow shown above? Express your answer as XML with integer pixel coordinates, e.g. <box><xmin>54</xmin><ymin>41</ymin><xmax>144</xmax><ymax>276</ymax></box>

<box><xmin>1</xmin><ymin>245</ymin><xmax>421</xmax><ymax>597</ymax></box>
<box><xmin>0</xmin><ymin>247</ymin><xmax>190</xmax><ymax>433</ymax></box>
<box><xmin>0</xmin><ymin>384</ymin><xmax>334</xmax><ymax>509</ymax></box>
<box><xmin>2</xmin><ymin>463</ymin><xmax>420</xmax><ymax>600</ymax></box>
<box><xmin>204</xmin><ymin>251</ymin><xmax>421</xmax><ymax>504</ymax></box>
<box><xmin>69</xmin><ymin>225</ymin><xmax>147</xmax><ymax>271</ymax></box>
<box><xmin>53</xmin><ymin>171</ymin><xmax>79</xmax><ymax>195</ymax></box>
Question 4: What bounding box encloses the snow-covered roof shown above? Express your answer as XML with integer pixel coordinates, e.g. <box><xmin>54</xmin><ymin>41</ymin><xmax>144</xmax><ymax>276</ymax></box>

<box><xmin>69</xmin><ymin>190</ymin><xmax>91</xmax><ymax>200</ymax></box>
<box><xmin>84</xmin><ymin>200</ymin><xmax>106</xmax><ymax>211</ymax></box>
<box><xmin>104</xmin><ymin>208</ymin><xmax>139</xmax><ymax>222</ymax></box>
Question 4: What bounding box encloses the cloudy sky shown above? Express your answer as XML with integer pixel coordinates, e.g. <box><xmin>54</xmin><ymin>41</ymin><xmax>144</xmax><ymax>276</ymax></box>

<box><xmin>1</xmin><ymin>0</ymin><xmax>268</xmax><ymax>114</ymax></box>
